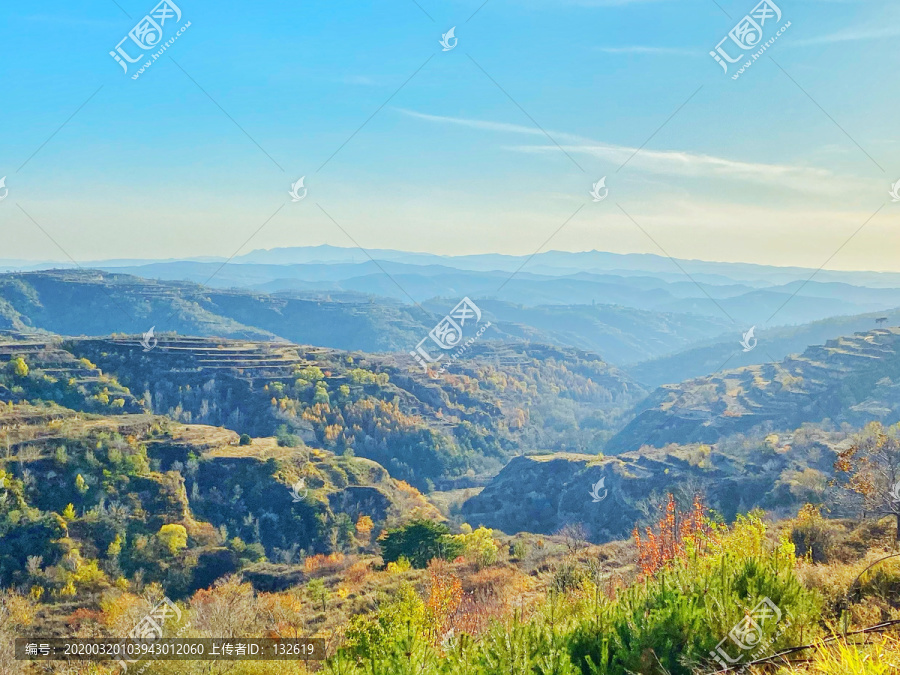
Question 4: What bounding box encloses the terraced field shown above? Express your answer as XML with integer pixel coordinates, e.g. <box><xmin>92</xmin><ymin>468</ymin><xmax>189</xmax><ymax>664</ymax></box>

<box><xmin>1</xmin><ymin>331</ymin><xmax>643</xmax><ymax>488</ymax></box>
<box><xmin>0</xmin><ymin>332</ymin><xmax>142</xmax><ymax>412</ymax></box>
<box><xmin>607</xmin><ymin>328</ymin><xmax>900</xmax><ymax>451</ymax></box>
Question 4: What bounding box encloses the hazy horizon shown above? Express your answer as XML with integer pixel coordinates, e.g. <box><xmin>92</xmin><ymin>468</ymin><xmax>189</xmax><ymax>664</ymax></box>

<box><xmin>1</xmin><ymin>0</ymin><xmax>898</xmax><ymax>272</ymax></box>
<box><xmin>6</xmin><ymin>243</ymin><xmax>900</xmax><ymax>279</ymax></box>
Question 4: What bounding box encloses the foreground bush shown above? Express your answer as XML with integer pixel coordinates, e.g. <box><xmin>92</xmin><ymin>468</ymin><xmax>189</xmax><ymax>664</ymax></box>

<box><xmin>326</xmin><ymin>512</ymin><xmax>822</xmax><ymax>675</ymax></box>
<box><xmin>568</xmin><ymin>514</ymin><xmax>820</xmax><ymax>674</ymax></box>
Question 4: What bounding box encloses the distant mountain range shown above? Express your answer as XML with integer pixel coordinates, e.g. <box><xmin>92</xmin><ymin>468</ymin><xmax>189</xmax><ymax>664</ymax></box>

<box><xmin>10</xmin><ymin>244</ymin><xmax>900</xmax><ymax>287</ymax></box>
<box><xmin>0</xmin><ymin>270</ymin><xmax>737</xmax><ymax>363</ymax></box>
<box><xmin>2</xmin><ymin>266</ymin><xmax>899</xmax><ymax>374</ymax></box>
<box><xmin>5</xmin><ymin>247</ymin><xmax>900</xmax><ymax>337</ymax></box>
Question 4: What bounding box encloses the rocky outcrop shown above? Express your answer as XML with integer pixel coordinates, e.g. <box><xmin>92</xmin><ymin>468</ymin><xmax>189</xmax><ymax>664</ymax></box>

<box><xmin>462</xmin><ymin>441</ymin><xmax>819</xmax><ymax>543</ymax></box>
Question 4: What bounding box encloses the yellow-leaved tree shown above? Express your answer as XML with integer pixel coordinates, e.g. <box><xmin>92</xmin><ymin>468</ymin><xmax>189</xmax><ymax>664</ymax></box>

<box><xmin>355</xmin><ymin>515</ymin><xmax>374</xmax><ymax>544</ymax></box>
<box><xmin>449</xmin><ymin>525</ymin><xmax>499</xmax><ymax>568</ymax></box>
<box><xmin>157</xmin><ymin>524</ymin><xmax>188</xmax><ymax>556</ymax></box>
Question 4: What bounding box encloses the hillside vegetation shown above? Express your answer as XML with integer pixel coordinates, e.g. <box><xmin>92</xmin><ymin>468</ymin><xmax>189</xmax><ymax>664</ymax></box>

<box><xmin>609</xmin><ymin>328</ymin><xmax>900</xmax><ymax>453</ymax></box>
<box><xmin>0</xmin><ymin>332</ymin><xmax>643</xmax><ymax>489</ymax></box>
<box><xmin>4</xmin><ymin>484</ymin><xmax>900</xmax><ymax>674</ymax></box>
<box><xmin>3</xmin><ymin>304</ymin><xmax>900</xmax><ymax>673</ymax></box>
<box><xmin>0</xmin><ymin>402</ymin><xmax>436</xmax><ymax>603</ymax></box>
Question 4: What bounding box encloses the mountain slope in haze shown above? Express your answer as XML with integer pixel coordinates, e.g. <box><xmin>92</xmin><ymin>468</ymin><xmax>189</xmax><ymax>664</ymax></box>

<box><xmin>464</xmin><ymin>300</ymin><xmax>732</xmax><ymax>365</ymax></box>
<box><xmin>102</xmin><ymin>260</ymin><xmax>752</xmax><ymax>308</ymax></box>
<box><xmin>0</xmin><ymin>271</ymin><xmax>274</xmax><ymax>341</ymax></box>
<box><xmin>0</xmin><ymin>270</ymin><xmax>740</xmax><ymax>366</ymax></box>
<box><xmin>100</xmin><ymin>257</ymin><xmax>900</xmax><ymax>327</ymax></box>
<box><xmin>0</xmin><ymin>270</ymin><xmax>579</xmax><ymax>357</ymax></box>
<box><xmin>0</xmin><ymin>270</ymin><xmax>436</xmax><ymax>352</ymax></box>
<box><xmin>607</xmin><ymin>327</ymin><xmax>900</xmax><ymax>453</ymax></box>
<box><xmin>628</xmin><ymin>310</ymin><xmax>900</xmax><ymax>388</ymax></box>
<box><xmin>662</xmin><ymin>287</ymin><xmax>893</xmax><ymax>327</ymax></box>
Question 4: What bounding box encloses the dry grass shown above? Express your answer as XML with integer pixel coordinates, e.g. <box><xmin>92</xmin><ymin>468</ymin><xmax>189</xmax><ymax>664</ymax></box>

<box><xmin>757</xmin><ymin>635</ymin><xmax>900</xmax><ymax>674</ymax></box>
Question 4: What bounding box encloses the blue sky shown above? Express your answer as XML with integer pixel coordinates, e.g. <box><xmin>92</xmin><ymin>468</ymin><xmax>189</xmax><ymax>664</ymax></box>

<box><xmin>1</xmin><ymin>0</ymin><xmax>898</xmax><ymax>270</ymax></box>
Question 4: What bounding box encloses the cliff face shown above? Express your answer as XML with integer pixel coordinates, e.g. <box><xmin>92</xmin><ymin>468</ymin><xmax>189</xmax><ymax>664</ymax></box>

<box><xmin>460</xmin><ymin>452</ymin><xmax>726</xmax><ymax>542</ymax></box>
<box><xmin>462</xmin><ymin>427</ymin><xmax>847</xmax><ymax>543</ymax></box>
<box><xmin>607</xmin><ymin>328</ymin><xmax>900</xmax><ymax>453</ymax></box>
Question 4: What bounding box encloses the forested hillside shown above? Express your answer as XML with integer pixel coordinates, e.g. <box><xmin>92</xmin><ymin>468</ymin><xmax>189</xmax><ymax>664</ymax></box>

<box><xmin>1</xmin><ymin>332</ymin><xmax>643</xmax><ymax>489</ymax></box>
<box><xmin>0</xmin><ymin>402</ymin><xmax>437</xmax><ymax>601</ymax></box>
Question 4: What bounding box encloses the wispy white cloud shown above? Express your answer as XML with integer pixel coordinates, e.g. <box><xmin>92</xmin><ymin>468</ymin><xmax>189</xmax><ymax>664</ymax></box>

<box><xmin>558</xmin><ymin>0</ymin><xmax>671</xmax><ymax>5</ymax></box>
<box><xmin>593</xmin><ymin>45</ymin><xmax>694</xmax><ymax>55</ymax></box>
<box><xmin>400</xmin><ymin>110</ymin><xmax>551</xmax><ymax>138</ymax></box>
<box><xmin>790</xmin><ymin>23</ymin><xmax>900</xmax><ymax>46</ymax></box>
<box><xmin>397</xmin><ymin>109</ymin><xmax>848</xmax><ymax>194</ymax></box>
<box><xmin>792</xmin><ymin>24</ymin><xmax>900</xmax><ymax>47</ymax></box>
<box><xmin>512</xmin><ymin>143</ymin><xmax>838</xmax><ymax>189</ymax></box>
<box><xmin>340</xmin><ymin>75</ymin><xmax>382</xmax><ymax>86</ymax></box>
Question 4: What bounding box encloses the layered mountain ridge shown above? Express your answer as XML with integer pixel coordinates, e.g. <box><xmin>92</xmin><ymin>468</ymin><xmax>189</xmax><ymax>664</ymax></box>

<box><xmin>607</xmin><ymin>328</ymin><xmax>900</xmax><ymax>452</ymax></box>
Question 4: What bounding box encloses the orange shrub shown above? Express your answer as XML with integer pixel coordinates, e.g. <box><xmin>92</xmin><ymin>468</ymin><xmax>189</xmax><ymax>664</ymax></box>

<box><xmin>355</xmin><ymin>515</ymin><xmax>374</xmax><ymax>542</ymax></box>
<box><xmin>66</xmin><ymin>608</ymin><xmax>103</xmax><ymax>626</ymax></box>
<box><xmin>99</xmin><ymin>591</ymin><xmax>142</xmax><ymax>627</ymax></box>
<box><xmin>303</xmin><ymin>552</ymin><xmax>345</xmax><ymax>574</ymax></box>
<box><xmin>632</xmin><ymin>494</ymin><xmax>714</xmax><ymax>578</ymax></box>
<box><xmin>257</xmin><ymin>592</ymin><xmax>304</xmax><ymax>637</ymax></box>
<box><xmin>344</xmin><ymin>560</ymin><xmax>372</xmax><ymax>586</ymax></box>
<box><xmin>425</xmin><ymin>560</ymin><xmax>463</xmax><ymax>645</ymax></box>
<box><xmin>395</xmin><ymin>480</ymin><xmax>422</xmax><ymax>497</ymax></box>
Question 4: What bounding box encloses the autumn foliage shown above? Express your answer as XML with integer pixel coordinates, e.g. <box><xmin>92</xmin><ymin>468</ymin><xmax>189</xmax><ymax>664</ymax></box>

<box><xmin>355</xmin><ymin>514</ymin><xmax>374</xmax><ymax>543</ymax></box>
<box><xmin>303</xmin><ymin>552</ymin><xmax>345</xmax><ymax>573</ymax></box>
<box><xmin>632</xmin><ymin>494</ymin><xmax>714</xmax><ymax>577</ymax></box>
<box><xmin>425</xmin><ymin>560</ymin><xmax>464</xmax><ymax>644</ymax></box>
